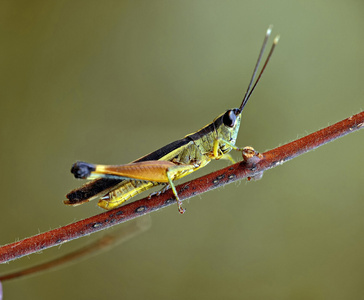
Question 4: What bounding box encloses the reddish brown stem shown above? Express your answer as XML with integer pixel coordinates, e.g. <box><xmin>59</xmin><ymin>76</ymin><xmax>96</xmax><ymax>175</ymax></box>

<box><xmin>0</xmin><ymin>112</ymin><xmax>363</xmax><ymax>264</ymax></box>
<box><xmin>0</xmin><ymin>218</ymin><xmax>151</xmax><ymax>281</ymax></box>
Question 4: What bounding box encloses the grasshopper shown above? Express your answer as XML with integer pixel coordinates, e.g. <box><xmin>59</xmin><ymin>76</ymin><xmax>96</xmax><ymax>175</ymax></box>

<box><xmin>65</xmin><ymin>26</ymin><xmax>279</xmax><ymax>214</ymax></box>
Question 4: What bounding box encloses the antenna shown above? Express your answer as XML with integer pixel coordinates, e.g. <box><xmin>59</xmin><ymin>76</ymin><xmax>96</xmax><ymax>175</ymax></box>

<box><xmin>237</xmin><ymin>26</ymin><xmax>279</xmax><ymax>114</ymax></box>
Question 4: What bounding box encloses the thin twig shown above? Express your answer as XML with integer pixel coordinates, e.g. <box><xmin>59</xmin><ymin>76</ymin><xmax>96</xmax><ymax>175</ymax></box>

<box><xmin>0</xmin><ymin>217</ymin><xmax>151</xmax><ymax>281</ymax></box>
<box><xmin>0</xmin><ymin>112</ymin><xmax>363</xmax><ymax>264</ymax></box>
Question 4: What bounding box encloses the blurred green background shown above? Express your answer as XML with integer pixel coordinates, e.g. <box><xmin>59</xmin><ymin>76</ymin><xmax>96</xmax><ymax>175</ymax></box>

<box><xmin>1</xmin><ymin>1</ymin><xmax>363</xmax><ymax>299</ymax></box>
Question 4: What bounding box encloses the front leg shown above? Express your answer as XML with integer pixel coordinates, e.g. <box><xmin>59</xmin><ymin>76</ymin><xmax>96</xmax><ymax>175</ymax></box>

<box><xmin>212</xmin><ymin>139</ymin><xmax>260</xmax><ymax>165</ymax></box>
<box><xmin>212</xmin><ymin>138</ymin><xmax>242</xmax><ymax>160</ymax></box>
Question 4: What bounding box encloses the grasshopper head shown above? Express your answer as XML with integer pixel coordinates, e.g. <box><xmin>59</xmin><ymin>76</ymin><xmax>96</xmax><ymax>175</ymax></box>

<box><xmin>214</xmin><ymin>108</ymin><xmax>242</xmax><ymax>150</ymax></box>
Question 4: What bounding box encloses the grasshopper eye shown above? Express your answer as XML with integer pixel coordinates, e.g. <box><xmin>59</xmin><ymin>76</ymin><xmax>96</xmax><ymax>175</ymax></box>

<box><xmin>223</xmin><ymin>110</ymin><xmax>237</xmax><ymax>127</ymax></box>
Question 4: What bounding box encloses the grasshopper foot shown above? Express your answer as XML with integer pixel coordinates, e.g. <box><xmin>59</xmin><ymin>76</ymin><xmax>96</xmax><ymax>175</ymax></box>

<box><xmin>177</xmin><ymin>200</ymin><xmax>186</xmax><ymax>214</ymax></box>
